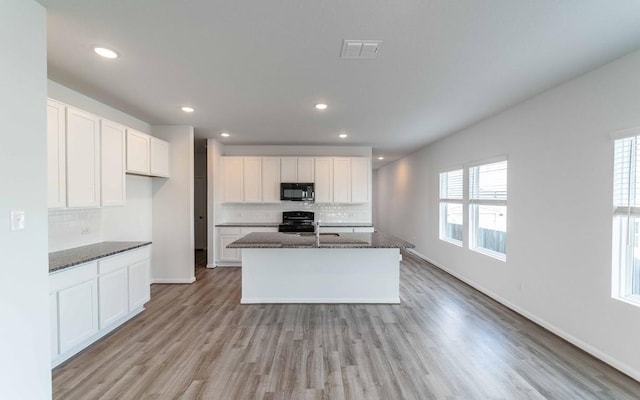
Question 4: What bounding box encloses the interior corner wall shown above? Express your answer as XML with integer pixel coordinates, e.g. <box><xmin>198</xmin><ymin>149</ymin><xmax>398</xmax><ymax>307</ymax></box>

<box><xmin>375</xmin><ymin>48</ymin><xmax>640</xmax><ymax>380</ymax></box>
<box><xmin>151</xmin><ymin>126</ymin><xmax>195</xmax><ymax>283</ymax></box>
<box><xmin>0</xmin><ymin>1</ymin><xmax>51</xmax><ymax>398</ymax></box>
<box><xmin>207</xmin><ymin>139</ymin><xmax>224</xmax><ymax>267</ymax></box>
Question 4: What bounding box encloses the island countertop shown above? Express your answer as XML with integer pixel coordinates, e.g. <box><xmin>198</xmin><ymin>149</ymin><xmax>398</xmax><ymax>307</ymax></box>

<box><xmin>227</xmin><ymin>232</ymin><xmax>414</xmax><ymax>249</ymax></box>
<box><xmin>49</xmin><ymin>241</ymin><xmax>152</xmax><ymax>273</ymax></box>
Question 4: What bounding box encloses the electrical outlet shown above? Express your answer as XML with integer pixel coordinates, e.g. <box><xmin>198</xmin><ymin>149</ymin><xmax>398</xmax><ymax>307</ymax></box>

<box><xmin>10</xmin><ymin>211</ymin><xmax>25</xmax><ymax>231</ymax></box>
<box><xmin>81</xmin><ymin>227</ymin><xmax>90</xmax><ymax>235</ymax></box>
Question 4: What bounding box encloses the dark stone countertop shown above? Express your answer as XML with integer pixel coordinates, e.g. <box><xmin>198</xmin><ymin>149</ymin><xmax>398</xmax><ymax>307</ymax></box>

<box><xmin>49</xmin><ymin>241</ymin><xmax>152</xmax><ymax>273</ymax></box>
<box><xmin>215</xmin><ymin>222</ymin><xmax>373</xmax><ymax>228</ymax></box>
<box><xmin>227</xmin><ymin>232</ymin><xmax>413</xmax><ymax>249</ymax></box>
<box><xmin>215</xmin><ymin>223</ymin><xmax>280</xmax><ymax>227</ymax></box>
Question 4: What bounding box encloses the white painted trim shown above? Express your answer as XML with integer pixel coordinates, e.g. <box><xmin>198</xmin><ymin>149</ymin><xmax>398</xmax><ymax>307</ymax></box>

<box><xmin>241</xmin><ymin>297</ymin><xmax>400</xmax><ymax>304</ymax></box>
<box><xmin>405</xmin><ymin>248</ymin><xmax>640</xmax><ymax>382</ymax></box>
<box><xmin>206</xmin><ymin>264</ymin><xmax>217</xmax><ymax>269</ymax></box>
<box><xmin>151</xmin><ymin>277</ymin><xmax>196</xmax><ymax>284</ymax></box>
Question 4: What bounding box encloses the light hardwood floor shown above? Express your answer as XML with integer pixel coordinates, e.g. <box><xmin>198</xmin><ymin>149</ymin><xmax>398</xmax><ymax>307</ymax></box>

<box><xmin>52</xmin><ymin>251</ymin><xmax>640</xmax><ymax>400</ymax></box>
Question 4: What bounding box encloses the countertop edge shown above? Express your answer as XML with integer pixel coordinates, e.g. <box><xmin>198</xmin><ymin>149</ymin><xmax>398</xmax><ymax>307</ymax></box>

<box><xmin>49</xmin><ymin>242</ymin><xmax>152</xmax><ymax>274</ymax></box>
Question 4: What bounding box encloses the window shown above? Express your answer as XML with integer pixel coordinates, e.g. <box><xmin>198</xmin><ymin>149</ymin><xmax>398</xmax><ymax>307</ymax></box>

<box><xmin>469</xmin><ymin>160</ymin><xmax>507</xmax><ymax>260</ymax></box>
<box><xmin>613</xmin><ymin>136</ymin><xmax>640</xmax><ymax>304</ymax></box>
<box><xmin>439</xmin><ymin>169</ymin><xmax>463</xmax><ymax>245</ymax></box>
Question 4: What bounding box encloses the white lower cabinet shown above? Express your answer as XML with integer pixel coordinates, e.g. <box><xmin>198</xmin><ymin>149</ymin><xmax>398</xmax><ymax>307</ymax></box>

<box><xmin>50</xmin><ymin>245</ymin><xmax>151</xmax><ymax>367</ymax></box>
<box><xmin>58</xmin><ymin>278</ymin><xmax>99</xmax><ymax>354</ymax></box>
<box><xmin>50</xmin><ymin>292</ymin><xmax>59</xmax><ymax>359</ymax></box>
<box><xmin>128</xmin><ymin>258</ymin><xmax>151</xmax><ymax>310</ymax></box>
<box><xmin>216</xmin><ymin>227</ymin><xmax>278</xmax><ymax>266</ymax></box>
<box><xmin>98</xmin><ymin>268</ymin><xmax>129</xmax><ymax>329</ymax></box>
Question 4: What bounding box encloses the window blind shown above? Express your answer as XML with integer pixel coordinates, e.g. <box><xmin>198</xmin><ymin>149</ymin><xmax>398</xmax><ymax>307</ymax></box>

<box><xmin>613</xmin><ymin>136</ymin><xmax>640</xmax><ymax>208</ymax></box>
<box><xmin>439</xmin><ymin>169</ymin><xmax>463</xmax><ymax>200</ymax></box>
<box><xmin>470</xmin><ymin>160</ymin><xmax>507</xmax><ymax>201</ymax></box>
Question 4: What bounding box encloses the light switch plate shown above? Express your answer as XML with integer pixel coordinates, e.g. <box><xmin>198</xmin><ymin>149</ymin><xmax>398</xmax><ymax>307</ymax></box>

<box><xmin>10</xmin><ymin>210</ymin><xmax>25</xmax><ymax>231</ymax></box>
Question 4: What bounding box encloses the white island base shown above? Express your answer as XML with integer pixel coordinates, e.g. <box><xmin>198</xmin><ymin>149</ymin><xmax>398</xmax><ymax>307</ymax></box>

<box><xmin>241</xmin><ymin>248</ymin><xmax>400</xmax><ymax>304</ymax></box>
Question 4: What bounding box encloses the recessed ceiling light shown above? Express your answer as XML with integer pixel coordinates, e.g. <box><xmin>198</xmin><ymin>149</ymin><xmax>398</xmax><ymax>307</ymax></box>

<box><xmin>181</xmin><ymin>106</ymin><xmax>195</xmax><ymax>113</ymax></box>
<box><xmin>93</xmin><ymin>46</ymin><xmax>118</xmax><ymax>59</ymax></box>
<box><xmin>339</xmin><ymin>133</ymin><xmax>348</xmax><ymax>139</ymax></box>
<box><xmin>377</xmin><ymin>156</ymin><xmax>385</xmax><ymax>160</ymax></box>
<box><xmin>220</xmin><ymin>132</ymin><xmax>230</xmax><ymax>137</ymax></box>
<box><xmin>315</xmin><ymin>103</ymin><xmax>328</xmax><ymax>110</ymax></box>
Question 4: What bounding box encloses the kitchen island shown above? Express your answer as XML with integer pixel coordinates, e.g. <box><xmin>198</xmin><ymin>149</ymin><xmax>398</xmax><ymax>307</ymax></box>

<box><xmin>227</xmin><ymin>231</ymin><xmax>414</xmax><ymax>304</ymax></box>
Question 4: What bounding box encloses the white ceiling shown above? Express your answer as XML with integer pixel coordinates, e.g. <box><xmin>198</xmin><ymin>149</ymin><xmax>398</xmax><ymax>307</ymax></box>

<box><xmin>41</xmin><ymin>0</ymin><xmax>640</xmax><ymax>167</ymax></box>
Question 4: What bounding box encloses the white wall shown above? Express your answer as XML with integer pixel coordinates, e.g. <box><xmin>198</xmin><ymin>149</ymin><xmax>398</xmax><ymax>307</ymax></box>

<box><xmin>102</xmin><ymin>175</ymin><xmax>153</xmax><ymax>242</ymax></box>
<box><xmin>48</xmin><ymin>80</ymin><xmax>151</xmax><ymax>133</ymax></box>
<box><xmin>152</xmin><ymin>126</ymin><xmax>195</xmax><ymax>283</ymax></box>
<box><xmin>375</xmin><ymin>48</ymin><xmax>640</xmax><ymax>380</ymax></box>
<box><xmin>0</xmin><ymin>1</ymin><xmax>51</xmax><ymax>398</ymax></box>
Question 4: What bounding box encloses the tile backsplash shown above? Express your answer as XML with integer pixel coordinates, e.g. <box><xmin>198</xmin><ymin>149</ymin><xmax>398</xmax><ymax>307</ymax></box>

<box><xmin>219</xmin><ymin>202</ymin><xmax>371</xmax><ymax>224</ymax></box>
<box><xmin>48</xmin><ymin>209</ymin><xmax>102</xmax><ymax>252</ymax></box>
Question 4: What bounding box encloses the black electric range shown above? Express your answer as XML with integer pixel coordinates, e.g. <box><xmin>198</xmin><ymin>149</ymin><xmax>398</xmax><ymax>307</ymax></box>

<box><xmin>278</xmin><ymin>211</ymin><xmax>315</xmax><ymax>233</ymax></box>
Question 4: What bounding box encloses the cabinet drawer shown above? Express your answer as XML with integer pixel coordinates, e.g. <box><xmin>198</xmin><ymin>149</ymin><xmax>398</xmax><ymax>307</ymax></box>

<box><xmin>240</xmin><ymin>227</ymin><xmax>278</xmax><ymax>234</ymax></box>
<box><xmin>218</xmin><ymin>227</ymin><xmax>242</xmax><ymax>235</ymax></box>
<box><xmin>50</xmin><ymin>261</ymin><xmax>98</xmax><ymax>293</ymax></box>
<box><xmin>98</xmin><ymin>246</ymin><xmax>150</xmax><ymax>275</ymax></box>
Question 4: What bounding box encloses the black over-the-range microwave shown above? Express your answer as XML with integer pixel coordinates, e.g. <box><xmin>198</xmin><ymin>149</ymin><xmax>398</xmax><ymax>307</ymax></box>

<box><xmin>280</xmin><ymin>182</ymin><xmax>315</xmax><ymax>202</ymax></box>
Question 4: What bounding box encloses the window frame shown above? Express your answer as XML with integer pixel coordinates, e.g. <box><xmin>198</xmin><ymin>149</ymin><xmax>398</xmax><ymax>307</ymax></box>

<box><xmin>611</xmin><ymin>129</ymin><xmax>640</xmax><ymax>306</ymax></box>
<box><xmin>438</xmin><ymin>168</ymin><xmax>464</xmax><ymax>247</ymax></box>
<box><xmin>468</xmin><ymin>158</ymin><xmax>508</xmax><ymax>261</ymax></box>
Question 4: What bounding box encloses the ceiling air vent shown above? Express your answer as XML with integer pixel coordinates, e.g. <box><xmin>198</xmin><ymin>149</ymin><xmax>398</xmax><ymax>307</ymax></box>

<box><xmin>341</xmin><ymin>40</ymin><xmax>382</xmax><ymax>59</ymax></box>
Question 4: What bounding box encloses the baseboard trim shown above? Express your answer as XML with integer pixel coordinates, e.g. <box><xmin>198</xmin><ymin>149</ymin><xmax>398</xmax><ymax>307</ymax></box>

<box><xmin>405</xmin><ymin>248</ymin><xmax>640</xmax><ymax>383</ymax></box>
<box><xmin>206</xmin><ymin>264</ymin><xmax>217</xmax><ymax>269</ymax></box>
<box><xmin>151</xmin><ymin>277</ymin><xmax>196</xmax><ymax>284</ymax></box>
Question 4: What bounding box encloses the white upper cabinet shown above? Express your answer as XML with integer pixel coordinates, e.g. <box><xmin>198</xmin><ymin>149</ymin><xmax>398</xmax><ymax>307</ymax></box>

<box><xmin>262</xmin><ymin>157</ymin><xmax>281</xmax><ymax>203</ymax></box>
<box><xmin>222</xmin><ymin>156</ymin><xmax>244</xmax><ymax>203</ymax></box>
<box><xmin>351</xmin><ymin>157</ymin><xmax>370</xmax><ymax>203</ymax></box>
<box><xmin>126</xmin><ymin>129</ymin><xmax>150</xmax><ymax>175</ymax></box>
<box><xmin>66</xmin><ymin>107</ymin><xmax>101</xmax><ymax>208</ymax></box>
<box><xmin>314</xmin><ymin>157</ymin><xmax>333</xmax><ymax>203</ymax></box>
<box><xmin>280</xmin><ymin>157</ymin><xmax>314</xmax><ymax>182</ymax></box>
<box><xmin>332</xmin><ymin>157</ymin><xmax>351</xmax><ymax>203</ymax></box>
<box><xmin>280</xmin><ymin>157</ymin><xmax>298</xmax><ymax>182</ymax></box>
<box><xmin>243</xmin><ymin>157</ymin><xmax>263</xmax><ymax>203</ymax></box>
<box><xmin>47</xmin><ymin>99</ymin><xmax>67</xmax><ymax>209</ymax></box>
<box><xmin>149</xmin><ymin>137</ymin><xmax>170</xmax><ymax>178</ymax></box>
<box><xmin>100</xmin><ymin>120</ymin><xmax>126</xmax><ymax>206</ymax></box>
<box><xmin>297</xmin><ymin>157</ymin><xmax>315</xmax><ymax>182</ymax></box>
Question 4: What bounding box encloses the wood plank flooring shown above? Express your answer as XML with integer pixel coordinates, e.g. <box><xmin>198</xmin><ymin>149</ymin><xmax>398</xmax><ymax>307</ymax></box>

<box><xmin>52</xmin><ymin>251</ymin><xmax>640</xmax><ymax>400</ymax></box>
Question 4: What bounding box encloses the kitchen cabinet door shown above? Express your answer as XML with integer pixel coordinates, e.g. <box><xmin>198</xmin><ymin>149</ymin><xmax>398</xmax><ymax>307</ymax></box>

<box><xmin>101</xmin><ymin>119</ymin><xmax>126</xmax><ymax>206</ymax></box>
<box><xmin>218</xmin><ymin>234</ymin><xmax>241</xmax><ymax>262</ymax></box>
<box><xmin>351</xmin><ymin>157</ymin><xmax>370</xmax><ymax>203</ymax></box>
<box><xmin>243</xmin><ymin>157</ymin><xmax>262</xmax><ymax>202</ymax></box>
<box><xmin>66</xmin><ymin>107</ymin><xmax>101</xmax><ymax>208</ymax></box>
<box><xmin>262</xmin><ymin>157</ymin><xmax>281</xmax><ymax>203</ymax></box>
<box><xmin>57</xmin><ymin>278</ymin><xmax>99</xmax><ymax>354</ymax></box>
<box><xmin>150</xmin><ymin>137</ymin><xmax>170</xmax><ymax>177</ymax></box>
<box><xmin>126</xmin><ymin>129</ymin><xmax>150</xmax><ymax>175</ymax></box>
<box><xmin>314</xmin><ymin>157</ymin><xmax>333</xmax><ymax>203</ymax></box>
<box><xmin>47</xmin><ymin>99</ymin><xmax>67</xmax><ymax>209</ymax></box>
<box><xmin>297</xmin><ymin>157</ymin><xmax>315</xmax><ymax>182</ymax></box>
<box><xmin>332</xmin><ymin>157</ymin><xmax>351</xmax><ymax>203</ymax></box>
<box><xmin>50</xmin><ymin>292</ymin><xmax>59</xmax><ymax>360</ymax></box>
<box><xmin>280</xmin><ymin>157</ymin><xmax>298</xmax><ymax>182</ymax></box>
<box><xmin>128</xmin><ymin>258</ymin><xmax>150</xmax><ymax>311</ymax></box>
<box><xmin>98</xmin><ymin>268</ymin><xmax>128</xmax><ymax>329</ymax></box>
<box><xmin>222</xmin><ymin>157</ymin><xmax>244</xmax><ymax>202</ymax></box>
